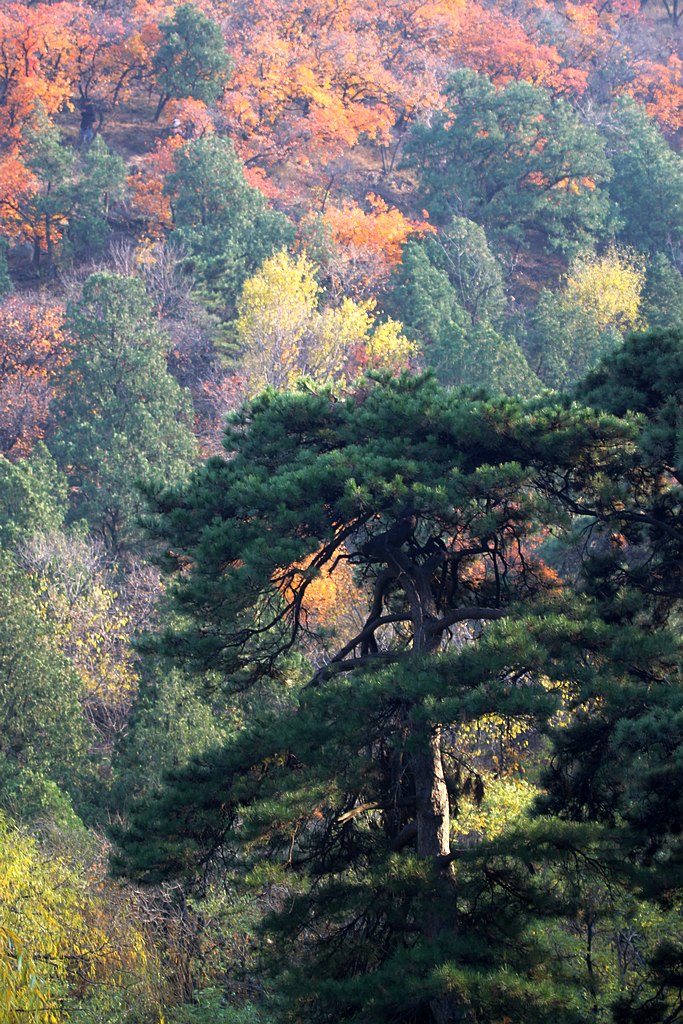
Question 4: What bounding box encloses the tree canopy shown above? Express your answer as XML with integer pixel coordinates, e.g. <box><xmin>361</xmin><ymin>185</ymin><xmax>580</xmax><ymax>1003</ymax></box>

<box><xmin>116</xmin><ymin>370</ymin><xmax>683</xmax><ymax>1023</ymax></box>
<box><xmin>406</xmin><ymin>70</ymin><xmax>612</xmax><ymax>255</ymax></box>
<box><xmin>152</xmin><ymin>4</ymin><xmax>232</xmax><ymax>121</ymax></box>
<box><xmin>49</xmin><ymin>272</ymin><xmax>196</xmax><ymax>550</ymax></box>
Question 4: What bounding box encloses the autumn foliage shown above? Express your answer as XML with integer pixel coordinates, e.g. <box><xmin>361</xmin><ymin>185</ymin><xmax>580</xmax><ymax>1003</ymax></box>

<box><xmin>0</xmin><ymin>297</ymin><xmax>68</xmax><ymax>460</ymax></box>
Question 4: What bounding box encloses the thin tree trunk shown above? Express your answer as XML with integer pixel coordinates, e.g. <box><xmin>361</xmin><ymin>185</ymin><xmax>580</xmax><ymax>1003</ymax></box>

<box><xmin>154</xmin><ymin>93</ymin><xmax>170</xmax><ymax>122</ymax></box>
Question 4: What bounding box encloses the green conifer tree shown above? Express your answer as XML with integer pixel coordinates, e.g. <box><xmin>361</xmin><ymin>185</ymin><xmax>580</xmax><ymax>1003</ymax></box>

<box><xmin>68</xmin><ymin>136</ymin><xmax>127</xmax><ymax>258</ymax></box>
<box><xmin>152</xmin><ymin>3</ymin><xmax>231</xmax><ymax>121</ymax></box>
<box><xmin>49</xmin><ymin>272</ymin><xmax>196</xmax><ymax>551</ymax></box>
<box><xmin>405</xmin><ymin>70</ymin><xmax>612</xmax><ymax>256</ymax></box>
<box><xmin>388</xmin><ymin>241</ymin><xmax>536</xmax><ymax>394</ymax></box>
<box><xmin>116</xmin><ymin>374</ymin><xmax>647</xmax><ymax>1023</ymax></box>
<box><xmin>167</xmin><ymin>136</ymin><xmax>294</xmax><ymax>326</ymax></box>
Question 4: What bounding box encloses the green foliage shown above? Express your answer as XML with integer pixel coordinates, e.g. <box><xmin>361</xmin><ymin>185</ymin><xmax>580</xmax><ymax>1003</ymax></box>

<box><xmin>524</xmin><ymin>287</ymin><xmax>620</xmax><ymax>389</ymax></box>
<box><xmin>48</xmin><ymin>272</ymin><xmax>196</xmax><ymax>550</ymax></box>
<box><xmin>167</xmin><ymin>137</ymin><xmax>294</xmax><ymax>325</ymax></box>
<box><xmin>0</xmin><ymin>812</ymin><xmax>166</xmax><ymax>1024</ymax></box>
<box><xmin>68</xmin><ymin>136</ymin><xmax>127</xmax><ymax>258</ymax></box>
<box><xmin>152</xmin><ymin>4</ymin><xmax>232</xmax><ymax>120</ymax></box>
<box><xmin>422</xmin><ymin>216</ymin><xmax>508</xmax><ymax>326</ymax></box>
<box><xmin>531</xmin><ymin>332</ymin><xmax>683</xmax><ymax>1022</ymax></box>
<box><xmin>0</xmin><ymin>444</ymin><xmax>67</xmax><ymax>548</ymax></box>
<box><xmin>9</xmin><ymin>109</ymin><xmax>125</xmax><ymax>270</ymax></box>
<box><xmin>0</xmin><ymin>768</ymin><xmax>85</xmax><ymax>834</ymax></box>
<box><xmin>388</xmin><ymin>240</ymin><xmax>537</xmax><ymax>394</ymax></box>
<box><xmin>116</xmin><ymin>374</ymin><xmax>649</xmax><ymax>1022</ymax></box>
<box><xmin>605</xmin><ymin>98</ymin><xmax>683</xmax><ymax>258</ymax></box>
<box><xmin>642</xmin><ymin>253</ymin><xmax>683</xmax><ymax>329</ymax></box>
<box><xmin>167</xmin><ymin>991</ymin><xmax>274</xmax><ymax>1024</ymax></box>
<box><xmin>0</xmin><ymin>555</ymin><xmax>90</xmax><ymax>820</ymax></box>
<box><xmin>406</xmin><ymin>69</ymin><xmax>612</xmax><ymax>255</ymax></box>
<box><xmin>111</xmin><ymin>666</ymin><xmax>230</xmax><ymax>815</ymax></box>
<box><xmin>580</xmin><ymin>326</ymin><xmax>683</xmax><ymax>481</ymax></box>
<box><xmin>21</xmin><ymin>104</ymin><xmax>75</xmax><ymax>272</ymax></box>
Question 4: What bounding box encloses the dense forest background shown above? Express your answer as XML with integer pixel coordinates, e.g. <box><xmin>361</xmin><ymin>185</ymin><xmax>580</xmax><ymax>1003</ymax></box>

<box><xmin>1</xmin><ymin>0</ymin><xmax>683</xmax><ymax>1021</ymax></box>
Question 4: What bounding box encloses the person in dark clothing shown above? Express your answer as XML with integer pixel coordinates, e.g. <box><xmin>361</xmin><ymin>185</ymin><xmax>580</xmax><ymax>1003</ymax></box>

<box><xmin>79</xmin><ymin>102</ymin><xmax>96</xmax><ymax>145</ymax></box>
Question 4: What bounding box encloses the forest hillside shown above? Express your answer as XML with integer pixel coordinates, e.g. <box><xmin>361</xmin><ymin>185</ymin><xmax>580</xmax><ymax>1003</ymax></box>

<box><xmin>1</xmin><ymin>1</ymin><xmax>683</xmax><ymax>1022</ymax></box>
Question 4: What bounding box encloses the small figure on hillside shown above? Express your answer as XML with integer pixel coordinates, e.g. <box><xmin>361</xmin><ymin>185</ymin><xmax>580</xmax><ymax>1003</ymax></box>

<box><xmin>79</xmin><ymin>102</ymin><xmax>96</xmax><ymax>145</ymax></box>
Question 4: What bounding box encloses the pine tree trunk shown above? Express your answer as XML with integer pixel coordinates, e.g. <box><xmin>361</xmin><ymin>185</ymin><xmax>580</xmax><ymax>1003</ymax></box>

<box><xmin>402</xmin><ymin>561</ymin><xmax>452</xmax><ymax>862</ymax></box>
<box><xmin>405</xmin><ymin>562</ymin><xmax>468</xmax><ymax>1023</ymax></box>
<box><xmin>412</xmin><ymin>725</ymin><xmax>450</xmax><ymax>859</ymax></box>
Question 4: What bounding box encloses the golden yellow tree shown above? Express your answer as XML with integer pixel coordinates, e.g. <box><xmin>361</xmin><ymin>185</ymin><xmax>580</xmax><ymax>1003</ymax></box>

<box><xmin>563</xmin><ymin>246</ymin><xmax>645</xmax><ymax>334</ymax></box>
<box><xmin>0</xmin><ymin>812</ymin><xmax>170</xmax><ymax>1022</ymax></box>
<box><xmin>236</xmin><ymin>250</ymin><xmax>417</xmax><ymax>392</ymax></box>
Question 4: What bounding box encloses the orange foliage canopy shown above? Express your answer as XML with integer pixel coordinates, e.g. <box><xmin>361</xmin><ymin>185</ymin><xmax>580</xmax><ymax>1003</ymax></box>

<box><xmin>128</xmin><ymin>136</ymin><xmax>184</xmax><ymax>237</ymax></box>
<box><xmin>277</xmin><ymin>543</ymin><xmax>367</xmax><ymax>648</ymax></box>
<box><xmin>318</xmin><ymin>194</ymin><xmax>434</xmax><ymax>297</ymax></box>
<box><xmin>626</xmin><ymin>54</ymin><xmax>683</xmax><ymax>132</ymax></box>
<box><xmin>215</xmin><ymin>0</ymin><xmax>597</xmax><ymax>195</ymax></box>
<box><xmin>0</xmin><ymin>3</ymin><xmax>78</xmax><ymax>139</ymax></box>
<box><xmin>0</xmin><ymin>0</ymin><xmax>680</xmax><ymax>250</ymax></box>
<box><xmin>0</xmin><ymin>297</ymin><xmax>68</xmax><ymax>460</ymax></box>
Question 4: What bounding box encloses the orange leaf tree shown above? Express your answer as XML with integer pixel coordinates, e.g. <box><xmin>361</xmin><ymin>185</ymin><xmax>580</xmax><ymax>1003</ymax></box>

<box><xmin>0</xmin><ymin>295</ymin><xmax>68</xmax><ymax>460</ymax></box>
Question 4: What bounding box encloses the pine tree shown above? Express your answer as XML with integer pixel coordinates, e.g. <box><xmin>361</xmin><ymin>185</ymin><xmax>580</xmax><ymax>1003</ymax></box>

<box><xmin>116</xmin><ymin>373</ymin><xmax>645</xmax><ymax>1023</ymax></box>
<box><xmin>387</xmin><ymin>242</ymin><xmax>536</xmax><ymax>394</ymax></box>
<box><xmin>49</xmin><ymin>272</ymin><xmax>196</xmax><ymax>551</ymax></box>
<box><xmin>167</xmin><ymin>137</ymin><xmax>294</xmax><ymax>325</ymax></box>
<box><xmin>405</xmin><ymin>70</ymin><xmax>612</xmax><ymax>256</ymax></box>
<box><xmin>525</xmin><ymin>329</ymin><xmax>683</xmax><ymax>1024</ymax></box>
<box><xmin>152</xmin><ymin>4</ymin><xmax>231</xmax><ymax>122</ymax></box>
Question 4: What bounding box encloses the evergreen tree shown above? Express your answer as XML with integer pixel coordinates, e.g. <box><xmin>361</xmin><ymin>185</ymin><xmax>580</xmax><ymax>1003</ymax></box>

<box><xmin>641</xmin><ymin>253</ymin><xmax>683</xmax><ymax>330</ymax></box>
<box><xmin>422</xmin><ymin>217</ymin><xmax>508</xmax><ymax>327</ymax></box>
<box><xmin>68</xmin><ymin>136</ymin><xmax>127</xmax><ymax>258</ymax></box>
<box><xmin>604</xmin><ymin>98</ymin><xmax>683</xmax><ymax>259</ymax></box>
<box><xmin>111</xmin><ymin>665</ymin><xmax>230</xmax><ymax>815</ymax></box>
<box><xmin>49</xmin><ymin>272</ymin><xmax>196</xmax><ymax>551</ymax></box>
<box><xmin>405</xmin><ymin>70</ymin><xmax>612</xmax><ymax>255</ymax></box>
<box><xmin>525</xmin><ymin>328</ymin><xmax>683</xmax><ymax>1023</ymax></box>
<box><xmin>116</xmin><ymin>374</ymin><xmax>644</xmax><ymax>1023</ymax></box>
<box><xmin>152</xmin><ymin>3</ymin><xmax>232</xmax><ymax>121</ymax></box>
<box><xmin>581</xmin><ymin>326</ymin><xmax>683</xmax><ymax>484</ymax></box>
<box><xmin>167</xmin><ymin>136</ymin><xmax>294</xmax><ymax>325</ymax></box>
<box><xmin>21</xmin><ymin>105</ymin><xmax>74</xmax><ymax>273</ymax></box>
<box><xmin>388</xmin><ymin>241</ymin><xmax>537</xmax><ymax>394</ymax></box>
<box><xmin>524</xmin><ymin>287</ymin><xmax>619</xmax><ymax>389</ymax></box>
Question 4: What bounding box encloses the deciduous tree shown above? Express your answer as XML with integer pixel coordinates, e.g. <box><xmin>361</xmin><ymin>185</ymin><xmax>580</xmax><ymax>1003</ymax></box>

<box><xmin>236</xmin><ymin>250</ymin><xmax>417</xmax><ymax>391</ymax></box>
<box><xmin>564</xmin><ymin>245</ymin><xmax>644</xmax><ymax>334</ymax></box>
<box><xmin>0</xmin><ymin>554</ymin><xmax>89</xmax><ymax>818</ymax></box>
<box><xmin>0</xmin><ymin>296</ymin><xmax>68</xmax><ymax>459</ymax></box>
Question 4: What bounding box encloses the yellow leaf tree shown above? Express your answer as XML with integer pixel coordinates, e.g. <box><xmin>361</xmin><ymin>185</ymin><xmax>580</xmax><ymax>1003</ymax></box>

<box><xmin>236</xmin><ymin>249</ymin><xmax>418</xmax><ymax>392</ymax></box>
<box><xmin>0</xmin><ymin>814</ymin><xmax>164</xmax><ymax>1022</ymax></box>
<box><xmin>563</xmin><ymin>246</ymin><xmax>645</xmax><ymax>334</ymax></box>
